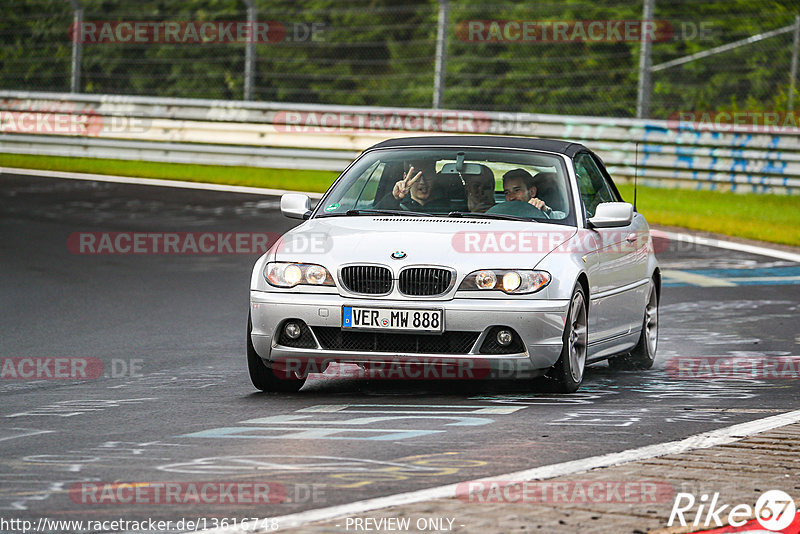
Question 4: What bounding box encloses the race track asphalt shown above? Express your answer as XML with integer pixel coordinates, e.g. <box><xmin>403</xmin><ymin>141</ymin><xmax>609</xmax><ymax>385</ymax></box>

<box><xmin>1</xmin><ymin>173</ymin><xmax>798</xmax><ymax>532</ymax></box>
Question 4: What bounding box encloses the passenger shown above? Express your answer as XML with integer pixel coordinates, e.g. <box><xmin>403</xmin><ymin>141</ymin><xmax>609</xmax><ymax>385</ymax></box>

<box><xmin>374</xmin><ymin>160</ymin><xmax>445</xmax><ymax>211</ymax></box>
<box><xmin>492</xmin><ymin>168</ymin><xmax>565</xmax><ymax>218</ymax></box>
<box><xmin>464</xmin><ymin>167</ymin><xmax>496</xmax><ymax>213</ymax></box>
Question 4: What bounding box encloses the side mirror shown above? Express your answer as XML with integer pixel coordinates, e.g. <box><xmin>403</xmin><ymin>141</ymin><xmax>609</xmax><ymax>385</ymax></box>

<box><xmin>588</xmin><ymin>202</ymin><xmax>633</xmax><ymax>228</ymax></box>
<box><xmin>281</xmin><ymin>194</ymin><xmax>311</xmax><ymax>220</ymax></box>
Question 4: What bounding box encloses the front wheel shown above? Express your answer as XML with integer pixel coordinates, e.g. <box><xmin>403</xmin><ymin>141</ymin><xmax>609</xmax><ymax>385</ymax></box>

<box><xmin>546</xmin><ymin>286</ymin><xmax>588</xmax><ymax>393</ymax></box>
<box><xmin>609</xmin><ymin>281</ymin><xmax>658</xmax><ymax>370</ymax></box>
<box><xmin>247</xmin><ymin>313</ymin><xmax>306</xmax><ymax>392</ymax></box>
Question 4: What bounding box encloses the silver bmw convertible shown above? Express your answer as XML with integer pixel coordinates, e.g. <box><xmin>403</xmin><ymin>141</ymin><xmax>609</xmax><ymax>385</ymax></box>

<box><xmin>248</xmin><ymin>136</ymin><xmax>660</xmax><ymax>393</ymax></box>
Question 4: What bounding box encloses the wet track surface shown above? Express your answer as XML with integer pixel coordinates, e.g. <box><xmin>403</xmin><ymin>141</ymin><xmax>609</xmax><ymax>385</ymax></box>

<box><xmin>1</xmin><ymin>174</ymin><xmax>799</xmax><ymax>529</ymax></box>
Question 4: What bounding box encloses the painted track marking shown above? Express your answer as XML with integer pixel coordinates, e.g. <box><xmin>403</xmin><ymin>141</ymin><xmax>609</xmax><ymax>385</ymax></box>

<box><xmin>201</xmin><ymin>408</ymin><xmax>800</xmax><ymax>533</ymax></box>
<box><xmin>0</xmin><ymin>166</ymin><xmax>326</xmax><ymax>199</ymax></box>
<box><xmin>4</xmin><ymin>167</ymin><xmax>799</xmax><ymax>530</ymax></box>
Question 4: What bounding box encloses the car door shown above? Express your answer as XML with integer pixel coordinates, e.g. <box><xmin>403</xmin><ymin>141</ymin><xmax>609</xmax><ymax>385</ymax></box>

<box><xmin>575</xmin><ymin>152</ymin><xmax>649</xmax><ymax>344</ymax></box>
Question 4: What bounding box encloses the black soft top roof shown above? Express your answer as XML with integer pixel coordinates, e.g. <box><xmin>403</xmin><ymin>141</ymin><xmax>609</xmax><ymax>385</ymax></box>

<box><xmin>367</xmin><ymin>135</ymin><xmax>586</xmax><ymax>157</ymax></box>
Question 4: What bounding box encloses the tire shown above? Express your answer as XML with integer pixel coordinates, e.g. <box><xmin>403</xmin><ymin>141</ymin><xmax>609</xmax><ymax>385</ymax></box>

<box><xmin>546</xmin><ymin>285</ymin><xmax>588</xmax><ymax>393</ymax></box>
<box><xmin>247</xmin><ymin>313</ymin><xmax>306</xmax><ymax>392</ymax></box>
<box><xmin>608</xmin><ymin>280</ymin><xmax>658</xmax><ymax>370</ymax></box>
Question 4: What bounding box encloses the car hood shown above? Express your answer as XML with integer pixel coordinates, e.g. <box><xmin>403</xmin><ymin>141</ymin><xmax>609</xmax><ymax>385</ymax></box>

<box><xmin>271</xmin><ymin>216</ymin><xmax>577</xmax><ymax>271</ymax></box>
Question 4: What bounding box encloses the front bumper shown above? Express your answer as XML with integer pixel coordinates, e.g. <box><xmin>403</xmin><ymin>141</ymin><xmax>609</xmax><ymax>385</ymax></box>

<box><xmin>249</xmin><ymin>291</ymin><xmax>569</xmax><ymax>377</ymax></box>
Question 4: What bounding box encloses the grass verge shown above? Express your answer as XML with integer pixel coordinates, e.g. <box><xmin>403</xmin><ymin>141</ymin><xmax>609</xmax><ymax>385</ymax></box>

<box><xmin>616</xmin><ymin>184</ymin><xmax>800</xmax><ymax>248</ymax></box>
<box><xmin>0</xmin><ymin>153</ymin><xmax>339</xmax><ymax>193</ymax></box>
<box><xmin>1</xmin><ymin>153</ymin><xmax>798</xmax><ymax>247</ymax></box>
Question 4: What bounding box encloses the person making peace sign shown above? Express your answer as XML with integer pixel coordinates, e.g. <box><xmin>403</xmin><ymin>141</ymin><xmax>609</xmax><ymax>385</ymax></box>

<box><xmin>374</xmin><ymin>159</ymin><xmax>441</xmax><ymax>211</ymax></box>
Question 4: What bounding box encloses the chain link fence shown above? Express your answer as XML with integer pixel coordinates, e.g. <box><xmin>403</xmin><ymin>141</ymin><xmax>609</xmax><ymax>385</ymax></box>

<box><xmin>0</xmin><ymin>0</ymin><xmax>798</xmax><ymax>119</ymax></box>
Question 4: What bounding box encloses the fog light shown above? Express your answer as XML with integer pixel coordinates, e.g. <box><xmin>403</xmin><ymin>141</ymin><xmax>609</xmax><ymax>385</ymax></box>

<box><xmin>305</xmin><ymin>265</ymin><xmax>328</xmax><ymax>285</ymax></box>
<box><xmin>496</xmin><ymin>330</ymin><xmax>513</xmax><ymax>346</ymax></box>
<box><xmin>475</xmin><ymin>270</ymin><xmax>497</xmax><ymax>290</ymax></box>
<box><xmin>284</xmin><ymin>322</ymin><xmax>302</xmax><ymax>340</ymax></box>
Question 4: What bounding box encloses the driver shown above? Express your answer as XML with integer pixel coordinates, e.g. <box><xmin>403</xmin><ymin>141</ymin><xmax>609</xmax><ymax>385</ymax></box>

<box><xmin>490</xmin><ymin>168</ymin><xmax>565</xmax><ymax>218</ymax></box>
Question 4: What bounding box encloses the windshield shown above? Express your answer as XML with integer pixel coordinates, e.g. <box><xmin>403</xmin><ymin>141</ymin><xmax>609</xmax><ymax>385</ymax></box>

<box><xmin>314</xmin><ymin>147</ymin><xmax>575</xmax><ymax>226</ymax></box>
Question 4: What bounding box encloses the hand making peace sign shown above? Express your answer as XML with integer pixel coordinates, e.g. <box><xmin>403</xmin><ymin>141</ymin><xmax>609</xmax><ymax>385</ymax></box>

<box><xmin>392</xmin><ymin>166</ymin><xmax>423</xmax><ymax>200</ymax></box>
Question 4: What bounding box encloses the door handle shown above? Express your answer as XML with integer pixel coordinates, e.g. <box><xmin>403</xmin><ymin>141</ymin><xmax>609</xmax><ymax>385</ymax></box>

<box><xmin>625</xmin><ymin>233</ymin><xmax>637</xmax><ymax>243</ymax></box>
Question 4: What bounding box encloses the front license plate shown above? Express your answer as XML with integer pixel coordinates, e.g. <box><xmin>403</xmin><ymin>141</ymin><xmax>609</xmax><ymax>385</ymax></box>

<box><xmin>342</xmin><ymin>306</ymin><xmax>444</xmax><ymax>333</ymax></box>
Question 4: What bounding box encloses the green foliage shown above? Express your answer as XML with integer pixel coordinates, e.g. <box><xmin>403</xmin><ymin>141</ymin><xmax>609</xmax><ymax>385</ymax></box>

<box><xmin>0</xmin><ymin>152</ymin><xmax>340</xmax><ymax>190</ymax></box>
<box><xmin>617</xmin><ymin>183</ymin><xmax>800</xmax><ymax>247</ymax></box>
<box><xmin>1</xmin><ymin>0</ymin><xmax>798</xmax><ymax>116</ymax></box>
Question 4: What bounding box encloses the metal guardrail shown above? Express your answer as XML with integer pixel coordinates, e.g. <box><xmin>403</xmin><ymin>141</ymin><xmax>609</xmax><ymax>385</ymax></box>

<box><xmin>1</xmin><ymin>90</ymin><xmax>799</xmax><ymax>193</ymax></box>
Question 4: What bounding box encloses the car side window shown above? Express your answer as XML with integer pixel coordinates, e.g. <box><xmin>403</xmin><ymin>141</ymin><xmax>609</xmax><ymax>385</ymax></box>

<box><xmin>590</xmin><ymin>153</ymin><xmax>623</xmax><ymax>203</ymax></box>
<box><xmin>574</xmin><ymin>152</ymin><xmax>616</xmax><ymax>218</ymax></box>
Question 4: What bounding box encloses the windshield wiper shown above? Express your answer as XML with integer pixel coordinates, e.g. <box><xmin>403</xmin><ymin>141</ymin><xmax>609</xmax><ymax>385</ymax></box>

<box><xmin>447</xmin><ymin>211</ymin><xmax>531</xmax><ymax>222</ymax></box>
<box><xmin>319</xmin><ymin>209</ymin><xmax>433</xmax><ymax>218</ymax></box>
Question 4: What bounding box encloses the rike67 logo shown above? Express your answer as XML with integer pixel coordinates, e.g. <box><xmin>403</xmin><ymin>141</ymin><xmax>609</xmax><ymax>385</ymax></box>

<box><xmin>669</xmin><ymin>490</ymin><xmax>798</xmax><ymax>532</ymax></box>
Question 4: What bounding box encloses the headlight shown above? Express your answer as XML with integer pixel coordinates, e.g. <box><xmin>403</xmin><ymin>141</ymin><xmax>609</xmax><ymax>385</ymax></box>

<box><xmin>284</xmin><ymin>265</ymin><xmax>303</xmax><ymax>286</ymax></box>
<box><xmin>265</xmin><ymin>262</ymin><xmax>335</xmax><ymax>288</ymax></box>
<box><xmin>502</xmin><ymin>272</ymin><xmax>521</xmax><ymax>292</ymax></box>
<box><xmin>459</xmin><ymin>269</ymin><xmax>550</xmax><ymax>294</ymax></box>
